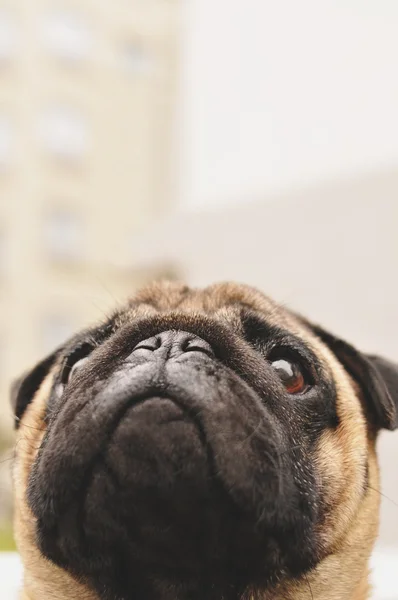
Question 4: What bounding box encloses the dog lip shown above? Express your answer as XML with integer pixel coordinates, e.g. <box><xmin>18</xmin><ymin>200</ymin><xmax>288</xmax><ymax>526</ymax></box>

<box><xmin>109</xmin><ymin>392</ymin><xmax>200</xmax><ymax>435</ymax></box>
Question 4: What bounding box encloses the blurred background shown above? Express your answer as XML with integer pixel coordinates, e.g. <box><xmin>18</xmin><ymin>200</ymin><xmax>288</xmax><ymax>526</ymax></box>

<box><xmin>0</xmin><ymin>0</ymin><xmax>398</xmax><ymax>596</ymax></box>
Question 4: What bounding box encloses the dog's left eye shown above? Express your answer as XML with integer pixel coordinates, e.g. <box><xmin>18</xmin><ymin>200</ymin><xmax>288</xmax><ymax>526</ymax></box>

<box><xmin>60</xmin><ymin>343</ymin><xmax>94</xmax><ymax>386</ymax></box>
<box><xmin>270</xmin><ymin>358</ymin><xmax>309</xmax><ymax>394</ymax></box>
<box><xmin>67</xmin><ymin>357</ymin><xmax>89</xmax><ymax>383</ymax></box>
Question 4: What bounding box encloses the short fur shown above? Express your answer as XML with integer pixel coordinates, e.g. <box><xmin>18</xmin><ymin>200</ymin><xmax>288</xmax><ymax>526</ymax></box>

<box><xmin>11</xmin><ymin>281</ymin><xmax>398</xmax><ymax>600</ymax></box>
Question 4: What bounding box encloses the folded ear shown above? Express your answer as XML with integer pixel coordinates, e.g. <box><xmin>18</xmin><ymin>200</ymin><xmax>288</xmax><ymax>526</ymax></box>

<box><xmin>11</xmin><ymin>350</ymin><xmax>60</xmax><ymax>429</ymax></box>
<box><xmin>308</xmin><ymin>323</ymin><xmax>398</xmax><ymax>431</ymax></box>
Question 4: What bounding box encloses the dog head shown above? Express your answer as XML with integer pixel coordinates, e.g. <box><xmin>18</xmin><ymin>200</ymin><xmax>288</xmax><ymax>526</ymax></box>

<box><xmin>11</xmin><ymin>282</ymin><xmax>398</xmax><ymax>600</ymax></box>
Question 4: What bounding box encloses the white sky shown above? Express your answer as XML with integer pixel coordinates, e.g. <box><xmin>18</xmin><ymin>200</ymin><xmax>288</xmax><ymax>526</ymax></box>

<box><xmin>178</xmin><ymin>0</ymin><xmax>398</xmax><ymax>210</ymax></box>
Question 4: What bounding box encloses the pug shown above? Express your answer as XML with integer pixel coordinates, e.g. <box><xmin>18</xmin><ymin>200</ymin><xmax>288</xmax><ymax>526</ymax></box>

<box><xmin>11</xmin><ymin>281</ymin><xmax>398</xmax><ymax>600</ymax></box>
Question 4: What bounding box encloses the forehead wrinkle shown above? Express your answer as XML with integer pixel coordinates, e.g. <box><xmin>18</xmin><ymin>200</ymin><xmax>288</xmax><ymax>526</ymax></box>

<box><xmin>203</xmin><ymin>281</ymin><xmax>279</xmax><ymax>313</ymax></box>
<box><xmin>129</xmin><ymin>280</ymin><xmax>193</xmax><ymax>311</ymax></box>
<box><xmin>115</xmin><ymin>303</ymin><xmax>159</xmax><ymax>327</ymax></box>
<box><xmin>115</xmin><ymin>284</ymin><xmax>308</xmax><ymax>340</ymax></box>
<box><xmin>212</xmin><ymin>305</ymin><xmax>244</xmax><ymax>333</ymax></box>
<box><xmin>126</xmin><ymin>280</ymin><xmax>289</xmax><ymax>316</ymax></box>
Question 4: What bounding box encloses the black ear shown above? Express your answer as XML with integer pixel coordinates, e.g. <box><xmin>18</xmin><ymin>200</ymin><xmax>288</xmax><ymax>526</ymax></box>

<box><xmin>309</xmin><ymin>324</ymin><xmax>398</xmax><ymax>431</ymax></box>
<box><xmin>11</xmin><ymin>350</ymin><xmax>59</xmax><ymax>429</ymax></box>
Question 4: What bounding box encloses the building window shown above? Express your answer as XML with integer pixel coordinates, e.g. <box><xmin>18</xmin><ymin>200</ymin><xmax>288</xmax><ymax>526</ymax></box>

<box><xmin>41</xmin><ymin>315</ymin><xmax>74</xmax><ymax>353</ymax></box>
<box><xmin>0</xmin><ymin>115</ymin><xmax>12</xmax><ymax>169</ymax></box>
<box><xmin>0</xmin><ymin>11</ymin><xmax>16</xmax><ymax>63</ymax></box>
<box><xmin>40</xmin><ymin>11</ymin><xmax>91</xmax><ymax>63</ymax></box>
<box><xmin>43</xmin><ymin>210</ymin><xmax>83</xmax><ymax>263</ymax></box>
<box><xmin>38</xmin><ymin>106</ymin><xmax>88</xmax><ymax>161</ymax></box>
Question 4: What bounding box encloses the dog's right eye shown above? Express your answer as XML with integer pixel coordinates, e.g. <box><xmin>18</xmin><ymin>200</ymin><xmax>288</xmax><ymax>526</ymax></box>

<box><xmin>270</xmin><ymin>358</ymin><xmax>308</xmax><ymax>394</ymax></box>
<box><xmin>268</xmin><ymin>349</ymin><xmax>315</xmax><ymax>395</ymax></box>
<box><xmin>59</xmin><ymin>343</ymin><xmax>95</xmax><ymax>387</ymax></box>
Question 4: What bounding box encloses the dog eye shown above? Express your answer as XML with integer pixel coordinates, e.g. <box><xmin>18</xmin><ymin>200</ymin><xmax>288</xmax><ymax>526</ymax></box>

<box><xmin>60</xmin><ymin>343</ymin><xmax>94</xmax><ymax>386</ymax></box>
<box><xmin>67</xmin><ymin>357</ymin><xmax>89</xmax><ymax>383</ymax></box>
<box><xmin>270</xmin><ymin>358</ymin><xmax>309</xmax><ymax>394</ymax></box>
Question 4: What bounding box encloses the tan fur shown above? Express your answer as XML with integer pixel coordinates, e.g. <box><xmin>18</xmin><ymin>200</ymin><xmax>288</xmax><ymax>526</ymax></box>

<box><xmin>12</xmin><ymin>281</ymin><xmax>382</xmax><ymax>599</ymax></box>
<box><xmin>13</xmin><ymin>371</ymin><xmax>97</xmax><ymax>600</ymax></box>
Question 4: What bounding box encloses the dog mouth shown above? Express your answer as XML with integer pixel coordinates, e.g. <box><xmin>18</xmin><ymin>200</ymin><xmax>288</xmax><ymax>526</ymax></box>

<box><xmin>27</xmin><ymin>358</ymin><xmax>316</xmax><ymax>598</ymax></box>
<box><xmin>30</xmin><ymin>360</ymin><xmax>282</xmax><ymax>523</ymax></box>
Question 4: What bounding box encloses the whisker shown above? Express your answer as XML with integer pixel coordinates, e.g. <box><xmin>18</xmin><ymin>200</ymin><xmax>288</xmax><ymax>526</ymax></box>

<box><xmin>0</xmin><ymin>452</ymin><xmax>15</xmax><ymax>465</ymax></box>
<box><xmin>12</xmin><ymin>413</ymin><xmax>46</xmax><ymax>432</ymax></box>
<box><xmin>236</xmin><ymin>421</ymin><xmax>263</xmax><ymax>448</ymax></box>
<box><xmin>93</xmin><ymin>276</ymin><xmax>119</xmax><ymax>305</ymax></box>
<box><xmin>277</xmin><ymin>445</ymin><xmax>302</xmax><ymax>458</ymax></box>
<box><xmin>304</xmin><ymin>573</ymin><xmax>314</xmax><ymax>600</ymax></box>
<box><xmin>367</xmin><ymin>484</ymin><xmax>398</xmax><ymax>508</ymax></box>
<box><xmin>17</xmin><ymin>422</ymin><xmax>46</xmax><ymax>433</ymax></box>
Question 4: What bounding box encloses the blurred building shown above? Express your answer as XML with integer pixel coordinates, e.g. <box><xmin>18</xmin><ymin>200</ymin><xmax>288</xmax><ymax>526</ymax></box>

<box><xmin>0</xmin><ymin>1</ymin><xmax>180</xmax><ymax>435</ymax></box>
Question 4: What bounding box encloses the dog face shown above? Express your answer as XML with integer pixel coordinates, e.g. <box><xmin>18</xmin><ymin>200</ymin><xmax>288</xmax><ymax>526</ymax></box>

<box><xmin>11</xmin><ymin>282</ymin><xmax>398</xmax><ymax>600</ymax></box>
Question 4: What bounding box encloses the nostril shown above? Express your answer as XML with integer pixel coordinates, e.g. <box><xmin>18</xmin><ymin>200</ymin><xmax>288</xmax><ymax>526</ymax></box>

<box><xmin>133</xmin><ymin>336</ymin><xmax>161</xmax><ymax>352</ymax></box>
<box><xmin>132</xmin><ymin>331</ymin><xmax>215</xmax><ymax>359</ymax></box>
<box><xmin>183</xmin><ymin>337</ymin><xmax>215</xmax><ymax>358</ymax></box>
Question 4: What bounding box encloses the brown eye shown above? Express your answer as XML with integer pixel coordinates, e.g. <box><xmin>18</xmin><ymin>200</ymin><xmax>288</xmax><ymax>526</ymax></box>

<box><xmin>270</xmin><ymin>359</ymin><xmax>308</xmax><ymax>394</ymax></box>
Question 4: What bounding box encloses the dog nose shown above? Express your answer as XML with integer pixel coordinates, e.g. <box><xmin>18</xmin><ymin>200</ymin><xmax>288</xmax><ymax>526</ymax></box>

<box><xmin>132</xmin><ymin>330</ymin><xmax>214</xmax><ymax>359</ymax></box>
